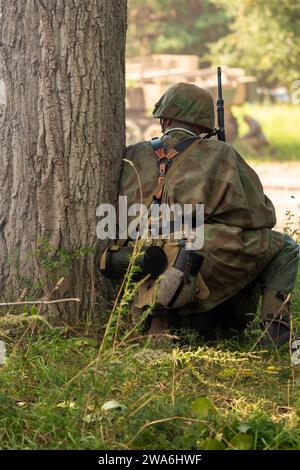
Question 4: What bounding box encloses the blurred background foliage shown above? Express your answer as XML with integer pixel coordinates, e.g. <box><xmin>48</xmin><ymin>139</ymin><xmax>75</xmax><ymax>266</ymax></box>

<box><xmin>127</xmin><ymin>0</ymin><xmax>230</xmax><ymax>67</ymax></box>
<box><xmin>127</xmin><ymin>0</ymin><xmax>300</xmax><ymax>87</ymax></box>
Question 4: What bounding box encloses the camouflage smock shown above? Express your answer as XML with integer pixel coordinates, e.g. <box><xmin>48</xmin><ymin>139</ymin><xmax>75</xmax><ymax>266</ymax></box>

<box><xmin>119</xmin><ymin>130</ymin><xmax>284</xmax><ymax>312</ymax></box>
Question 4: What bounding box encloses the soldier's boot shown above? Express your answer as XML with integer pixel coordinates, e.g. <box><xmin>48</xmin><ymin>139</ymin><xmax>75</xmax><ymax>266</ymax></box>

<box><xmin>259</xmin><ymin>290</ymin><xmax>294</xmax><ymax>348</ymax></box>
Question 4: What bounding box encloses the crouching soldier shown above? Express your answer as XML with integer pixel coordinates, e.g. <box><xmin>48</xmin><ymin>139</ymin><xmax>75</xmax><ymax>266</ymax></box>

<box><xmin>102</xmin><ymin>83</ymin><xmax>299</xmax><ymax>348</ymax></box>
<box><xmin>241</xmin><ymin>115</ymin><xmax>270</xmax><ymax>155</ymax></box>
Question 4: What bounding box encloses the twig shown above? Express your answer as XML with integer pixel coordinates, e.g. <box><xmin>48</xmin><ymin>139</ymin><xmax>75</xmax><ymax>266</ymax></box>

<box><xmin>0</xmin><ymin>298</ymin><xmax>80</xmax><ymax>307</ymax></box>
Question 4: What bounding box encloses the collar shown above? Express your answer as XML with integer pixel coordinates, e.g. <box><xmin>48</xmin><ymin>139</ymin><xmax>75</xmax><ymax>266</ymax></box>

<box><xmin>164</xmin><ymin>127</ymin><xmax>199</xmax><ymax>138</ymax></box>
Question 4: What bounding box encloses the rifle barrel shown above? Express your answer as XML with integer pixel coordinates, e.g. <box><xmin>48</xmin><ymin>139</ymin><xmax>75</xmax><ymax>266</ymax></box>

<box><xmin>217</xmin><ymin>66</ymin><xmax>223</xmax><ymax>102</ymax></box>
<box><xmin>216</xmin><ymin>66</ymin><xmax>226</xmax><ymax>142</ymax></box>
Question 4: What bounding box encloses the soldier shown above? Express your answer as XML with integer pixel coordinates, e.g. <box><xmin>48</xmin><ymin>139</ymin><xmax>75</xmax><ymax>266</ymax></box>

<box><xmin>241</xmin><ymin>115</ymin><xmax>270</xmax><ymax>154</ymax></box>
<box><xmin>118</xmin><ymin>83</ymin><xmax>299</xmax><ymax>347</ymax></box>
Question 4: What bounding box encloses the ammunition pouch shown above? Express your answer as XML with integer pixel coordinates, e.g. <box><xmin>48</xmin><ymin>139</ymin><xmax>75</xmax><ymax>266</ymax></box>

<box><xmin>134</xmin><ymin>242</ymin><xmax>210</xmax><ymax>310</ymax></box>
<box><xmin>100</xmin><ymin>242</ymin><xmax>210</xmax><ymax>309</ymax></box>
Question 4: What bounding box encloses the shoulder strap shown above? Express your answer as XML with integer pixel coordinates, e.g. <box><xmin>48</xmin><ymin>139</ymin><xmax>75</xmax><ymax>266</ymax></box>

<box><xmin>144</xmin><ymin>137</ymin><xmax>200</xmax><ymax>210</ymax></box>
<box><xmin>149</xmin><ymin>136</ymin><xmax>197</xmax><ymax>160</ymax></box>
<box><xmin>150</xmin><ymin>137</ymin><xmax>165</xmax><ymax>158</ymax></box>
<box><xmin>117</xmin><ymin>137</ymin><xmax>200</xmax><ymax>248</ymax></box>
<box><xmin>150</xmin><ymin>137</ymin><xmax>198</xmax><ymax>200</ymax></box>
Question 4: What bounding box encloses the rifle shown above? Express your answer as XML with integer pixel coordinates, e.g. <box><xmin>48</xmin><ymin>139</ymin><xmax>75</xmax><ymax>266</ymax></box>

<box><xmin>216</xmin><ymin>66</ymin><xmax>226</xmax><ymax>142</ymax></box>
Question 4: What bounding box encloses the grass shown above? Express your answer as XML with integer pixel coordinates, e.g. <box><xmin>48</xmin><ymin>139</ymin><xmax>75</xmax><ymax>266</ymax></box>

<box><xmin>0</xmin><ymin>271</ymin><xmax>300</xmax><ymax>450</ymax></box>
<box><xmin>232</xmin><ymin>104</ymin><xmax>300</xmax><ymax>162</ymax></box>
<box><xmin>0</xmin><ymin>103</ymin><xmax>300</xmax><ymax>450</ymax></box>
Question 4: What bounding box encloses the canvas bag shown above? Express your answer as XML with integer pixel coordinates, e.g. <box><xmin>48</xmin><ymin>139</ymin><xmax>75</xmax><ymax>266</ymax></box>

<box><xmin>130</xmin><ymin>138</ymin><xmax>210</xmax><ymax>309</ymax></box>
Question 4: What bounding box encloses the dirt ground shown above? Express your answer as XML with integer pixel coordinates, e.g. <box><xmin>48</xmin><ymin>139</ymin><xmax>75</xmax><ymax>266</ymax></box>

<box><xmin>252</xmin><ymin>161</ymin><xmax>300</xmax><ymax>233</ymax></box>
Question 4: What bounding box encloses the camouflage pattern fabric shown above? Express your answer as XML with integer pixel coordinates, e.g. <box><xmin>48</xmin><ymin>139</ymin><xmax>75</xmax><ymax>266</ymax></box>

<box><xmin>119</xmin><ymin>130</ymin><xmax>284</xmax><ymax>312</ymax></box>
<box><xmin>153</xmin><ymin>83</ymin><xmax>215</xmax><ymax>131</ymax></box>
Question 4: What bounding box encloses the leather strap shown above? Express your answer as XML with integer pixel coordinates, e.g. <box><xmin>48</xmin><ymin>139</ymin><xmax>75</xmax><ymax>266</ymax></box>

<box><xmin>150</xmin><ymin>137</ymin><xmax>197</xmax><ymax>200</ymax></box>
<box><xmin>118</xmin><ymin>137</ymin><xmax>200</xmax><ymax>248</ymax></box>
<box><xmin>144</xmin><ymin>137</ymin><xmax>200</xmax><ymax>211</ymax></box>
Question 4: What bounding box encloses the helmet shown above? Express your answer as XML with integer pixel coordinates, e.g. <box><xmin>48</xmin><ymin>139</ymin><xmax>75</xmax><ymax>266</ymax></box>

<box><xmin>153</xmin><ymin>83</ymin><xmax>215</xmax><ymax>132</ymax></box>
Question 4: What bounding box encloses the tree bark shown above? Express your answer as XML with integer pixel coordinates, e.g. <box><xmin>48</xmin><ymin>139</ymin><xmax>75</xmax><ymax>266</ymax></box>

<box><xmin>0</xmin><ymin>0</ymin><xmax>127</xmax><ymax>322</ymax></box>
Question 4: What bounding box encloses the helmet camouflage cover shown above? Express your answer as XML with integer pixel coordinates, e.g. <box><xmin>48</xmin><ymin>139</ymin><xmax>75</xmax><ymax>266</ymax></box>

<box><xmin>153</xmin><ymin>83</ymin><xmax>215</xmax><ymax>132</ymax></box>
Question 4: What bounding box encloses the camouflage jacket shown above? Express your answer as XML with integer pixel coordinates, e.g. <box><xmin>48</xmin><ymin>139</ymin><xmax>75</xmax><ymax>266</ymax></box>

<box><xmin>119</xmin><ymin>129</ymin><xmax>284</xmax><ymax>312</ymax></box>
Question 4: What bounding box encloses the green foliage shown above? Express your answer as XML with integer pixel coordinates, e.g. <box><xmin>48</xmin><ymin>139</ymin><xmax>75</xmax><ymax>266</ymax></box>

<box><xmin>192</xmin><ymin>397</ymin><xmax>215</xmax><ymax>419</ymax></box>
<box><xmin>202</xmin><ymin>438</ymin><xmax>225</xmax><ymax>450</ymax></box>
<box><xmin>0</xmin><ymin>295</ymin><xmax>300</xmax><ymax>450</ymax></box>
<box><xmin>30</xmin><ymin>237</ymin><xmax>95</xmax><ymax>280</ymax></box>
<box><xmin>127</xmin><ymin>0</ymin><xmax>229</xmax><ymax>64</ymax></box>
<box><xmin>0</xmin><ymin>225</ymin><xmax>299</xmax><ymax>450</ymax></box>
<box><xmin>210</xmin><ymin>0</ymin><xmax>300</xmax><ymax>87</ymax></box>
<box><xmin>230</xmin><ymin>433</ymin><xmax>253</xmax><ymax>450</ymax></box>
<box><xmin>128</xmin><ymin>0</ymin><xmax>300</xmax><ymax>87</ymax></box>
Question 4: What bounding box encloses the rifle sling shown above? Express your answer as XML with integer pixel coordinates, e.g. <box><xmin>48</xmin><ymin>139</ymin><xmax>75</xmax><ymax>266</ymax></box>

<box><xmin>144</xmin><ymin>138</ymin><xmax>200</xmax><ymax>210</ymax></box>
<box><xmin>117</xmin><ymin>138</ymin><xmax>200</xmax><ymax>248</ymax></box>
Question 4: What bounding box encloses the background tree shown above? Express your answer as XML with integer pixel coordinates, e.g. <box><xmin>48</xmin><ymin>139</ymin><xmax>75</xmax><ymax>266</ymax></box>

<box><xmin>0</xmin><ymin>0</ymin><xmax>127</xmax><ymax>322</ymax></box>
<box><xmin>210</xmin><ymin>0</ymin><xmax>300</xmax><ymax>87</ymax></box>
<box><xmin>127</xmin><ymin>0</ymin><xmax>229</xmax><ymax>67</ymax></box>
<box><xmin>128</xmin><ymin>0</ymin><xmax>300</xmax><ymax>87</ymax></box>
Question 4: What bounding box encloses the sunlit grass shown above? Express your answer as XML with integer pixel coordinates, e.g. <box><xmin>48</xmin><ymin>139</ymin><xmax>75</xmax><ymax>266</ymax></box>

<box><xmin>0</xmin><ymin>269</ymin><xmax>299</xmax><ymax>450</ymax></box>
<box><xmin>0</xmin><ymin>110</ymin><xmax>299</xmax><ymax>449</ymax></box>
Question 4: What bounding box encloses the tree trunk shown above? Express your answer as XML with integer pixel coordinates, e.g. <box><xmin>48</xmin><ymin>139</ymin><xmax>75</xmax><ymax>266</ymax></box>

<box><xmin>0</xmin><ymin>0</ymin><xmax>127</xmax><ymax>322</ymax></box>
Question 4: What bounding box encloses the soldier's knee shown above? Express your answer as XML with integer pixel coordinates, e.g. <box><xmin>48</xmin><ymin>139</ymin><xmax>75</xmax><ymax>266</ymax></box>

<box><xmin>257</xmin><ymin>233</ymin><xmax>299</xmax><ymax>294</ymax></box>
<box><xmin>282</xmin><ymin>234</ymin><xmax>300</xmax><ymax>258</ymax></box>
